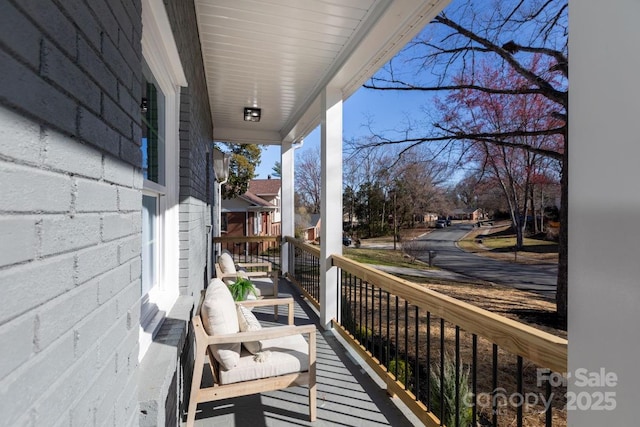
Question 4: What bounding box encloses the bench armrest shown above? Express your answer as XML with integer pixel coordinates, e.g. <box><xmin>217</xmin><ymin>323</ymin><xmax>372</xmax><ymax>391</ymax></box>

<box><xmin>206</xmin><ymin>324</ymin><xmax>315</xmax><ymax>345</ymax></box>
<box><xmin>237</xmin><ymin>262</ymin><xmax>272</xmax><ymax>272</ymax></box>
<box><xmin>236</xmin><ymin>297</ymin><xmax>293</xmax><ymax>324</ymax></box>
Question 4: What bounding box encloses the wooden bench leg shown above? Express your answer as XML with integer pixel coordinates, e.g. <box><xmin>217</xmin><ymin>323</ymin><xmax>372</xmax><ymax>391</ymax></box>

<box><xmin>186</xmin><ymin>345</ymin><xmax>206</xmax><ymax>427</ymax></box>
<box><xmin>308</xmin><ymin>330</ymin><xmax>317</xmax><ymax>421</ymax></box>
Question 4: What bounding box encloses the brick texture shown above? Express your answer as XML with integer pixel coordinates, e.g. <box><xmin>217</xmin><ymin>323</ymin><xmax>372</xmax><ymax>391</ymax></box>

<box><xmin>0</xmin><ymin>0</ymin><xmax>143</xmax><ymax>425</ymax></box>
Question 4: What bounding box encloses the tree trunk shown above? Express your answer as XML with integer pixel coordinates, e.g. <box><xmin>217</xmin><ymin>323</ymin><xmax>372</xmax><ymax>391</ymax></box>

<box><xmin>556</xmin><ymin>138</ymin><xmax>568</xmax><ymax>328</ymax></box>
<box><xmin>531</xmin><ymin>187</ymin><xmax>539</xmax><ymax>234</ymax></box>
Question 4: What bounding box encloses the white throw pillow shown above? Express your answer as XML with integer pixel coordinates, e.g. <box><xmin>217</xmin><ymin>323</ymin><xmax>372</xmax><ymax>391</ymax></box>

<box><xmin>218</xmin><ymin>251</ymin><xmax>237</xmax><ymax>275</ymax></box>
<box><xmin>201</xmin><ymin>278</ymin><xmax>241</xmax><ymax>370</ymax></box>
<box><xmin>236</xmin><ymin>304</ymin><xmax>262</xmax><ymax>354</ymax></box>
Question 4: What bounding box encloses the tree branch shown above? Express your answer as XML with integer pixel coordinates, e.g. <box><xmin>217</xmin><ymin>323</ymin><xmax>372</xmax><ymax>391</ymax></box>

<box><xmin>357</xmin><ymin>128</ymin><xmax>565</xmax><ymax>161</ymax></box>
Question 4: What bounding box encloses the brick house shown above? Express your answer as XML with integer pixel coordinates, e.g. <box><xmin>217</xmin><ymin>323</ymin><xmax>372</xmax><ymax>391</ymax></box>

<box><xmin>221</xmin><ymin>178</ymin><xmax>281</xmax><ymax>238</ymax></box>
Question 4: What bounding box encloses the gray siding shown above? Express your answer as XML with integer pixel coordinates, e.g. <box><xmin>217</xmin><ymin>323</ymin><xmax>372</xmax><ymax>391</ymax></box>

<box><xmin>0</xmin><ymin>0</ymin><xmax>142</xmax><ymax>425</ymax></box>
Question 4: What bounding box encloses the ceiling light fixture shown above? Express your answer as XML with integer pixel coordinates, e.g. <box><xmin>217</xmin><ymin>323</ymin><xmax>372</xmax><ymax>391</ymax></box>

<box><xmin>244</xmin><ymin>107</ymin><xmax>261</xmax><ymax>122</ymax></box>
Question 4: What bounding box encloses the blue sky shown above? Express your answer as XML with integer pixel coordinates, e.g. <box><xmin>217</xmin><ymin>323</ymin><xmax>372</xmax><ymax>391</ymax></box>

<box><xmin>253</xmin><ymin>85</ymin><xmax>431</xmax><ymax>179</ymax></box>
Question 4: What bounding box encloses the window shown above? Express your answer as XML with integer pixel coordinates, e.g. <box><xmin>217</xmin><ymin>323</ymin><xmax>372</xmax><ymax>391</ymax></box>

<box><xmin>221</xmin><ymin>212</ymin><xmax>228</xmax><ymax>233</ymax></box>
<box><xmin>139</xmin><ymin>0</ymin><xmax>186</xmax><ymax>360</ymax></box>
<box><xmin>141</xmin><ymin>60</ymin><xmax>165</xmax><ymax>185</ymax></box>
<box><xmin>141</xmin><ymin>60</ymin><xmax>164</xmax><ymax>311</ymax></box>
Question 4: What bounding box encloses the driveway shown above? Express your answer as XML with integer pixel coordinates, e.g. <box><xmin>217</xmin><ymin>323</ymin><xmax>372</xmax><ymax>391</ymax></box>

<box><xmin>412</xmin><ymin>223</ymin><xmax>558</xmax><ymax>298</ymax></box>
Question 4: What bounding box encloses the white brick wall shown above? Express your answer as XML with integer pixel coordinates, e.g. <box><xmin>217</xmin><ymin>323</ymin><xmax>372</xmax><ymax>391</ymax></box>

<box><xmin>0</xmin><ymin>107</ymin><xmax>142</xmax><ymax>426</ymax></box>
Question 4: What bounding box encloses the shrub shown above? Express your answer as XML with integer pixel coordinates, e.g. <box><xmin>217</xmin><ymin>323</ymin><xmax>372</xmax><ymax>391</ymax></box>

<box><xmin>389</xmin><ymin>358</ymin><xmax>413</xmax><ymax>386</ymax></box>
<box><xmin>429</xmin><ymin>355</ymin><xmax>473</xmax><ymax>427</ymax></box>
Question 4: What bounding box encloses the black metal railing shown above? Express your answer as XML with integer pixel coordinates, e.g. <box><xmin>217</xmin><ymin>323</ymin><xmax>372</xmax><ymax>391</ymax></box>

<box><xmin>333</xmin><ymin>254</ymin><xmax>567</xmax><ymax>427</ymax></box>
<box><xmin>213</xmin><ymin>236</ymin><xmax>281</xmax><ymax>271</ymax></box>
<box><xmin>285</xmin><ymin>237</ymin><xmax>320</xmax><ymax>307</ymax></box>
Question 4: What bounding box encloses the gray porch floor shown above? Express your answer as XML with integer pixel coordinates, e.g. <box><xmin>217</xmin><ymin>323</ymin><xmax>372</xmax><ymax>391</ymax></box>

<box><xmin>185</xmin><ymin>279</ymin><xmax>421</xmax><ymax>427</ymax></box>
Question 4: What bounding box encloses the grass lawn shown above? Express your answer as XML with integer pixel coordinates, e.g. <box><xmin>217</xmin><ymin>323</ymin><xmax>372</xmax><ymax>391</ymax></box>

<box><xmin>458</xmin><ymin>222</ymin><xmax>558</xmax><ymax>264</ymax></box>
<box><xmin>344</xmin><ymin>247</ymin><xmax>433</xmax><ymax>270</ymax></box>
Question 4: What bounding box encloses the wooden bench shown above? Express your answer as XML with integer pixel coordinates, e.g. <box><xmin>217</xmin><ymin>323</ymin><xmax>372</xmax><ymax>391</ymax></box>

<box><xmin>186</xmin><ymin>280</ymin><xmax>316</xmax><ymax>426</ymax></box>
<box><xmin>216</xmin><ymin>251</ymin><xmax>279</xmax><ymax>317</ymax></box>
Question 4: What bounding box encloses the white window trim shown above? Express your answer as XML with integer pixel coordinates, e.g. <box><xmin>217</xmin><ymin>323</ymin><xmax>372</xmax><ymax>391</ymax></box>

<box><xmin>139</xmin><ymin>0</ymin><xmax>187</xmax><ymax>361</ymax></box>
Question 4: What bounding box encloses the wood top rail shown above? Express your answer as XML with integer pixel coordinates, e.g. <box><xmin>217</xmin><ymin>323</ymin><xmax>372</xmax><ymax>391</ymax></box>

<box><xmin>284</xmin><ymin>236</ymin><xmax>321</xmax><ymax>257</ymax></box>
<box><xmin>331</xmin><ymin>254</ymin><xmax>568</xmax><ymax>373</ymax></box>
<box><xmin>213</xmin><ymin>235</ymin><xmax>280</xmax><ymax>243</ymax></box>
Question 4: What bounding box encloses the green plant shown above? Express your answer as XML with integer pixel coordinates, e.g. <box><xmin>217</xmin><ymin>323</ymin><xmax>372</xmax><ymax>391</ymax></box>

<box><xmin>228</xmin><ymin>276</ymin><xmax>257</xmax><ymax>301</ymax></box>
<box><xmin>429</xmin><ymin>355</ymin><xmax>473</xmax><ymax>427</ymax></box>
<box><xmin>356</xmin><ymin>325</ymin><xmax>372</xmax><ymax>341</ymax></box>
<box><xmin>388</xmin><ymin>358</ymin><xmax>412</xmax><ymax>386</ymax></box>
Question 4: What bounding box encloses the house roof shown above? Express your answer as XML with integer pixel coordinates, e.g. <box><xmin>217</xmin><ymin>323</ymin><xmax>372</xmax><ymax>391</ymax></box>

<box><xmin>452</xmin><ymin>208</ymin><xmax>480</xmax><ymax>215</ymax></box>
<box><xmin>249</xmin><ymin>179</ymin><xmax>281</xmax><ymax>197</ymax></box>
<box><xmin>295</xmin><ymin>213</ymin><xmax>321</xmax><ymax>230</ymax></box>
<box><xmin>239</xmin><ymin>191</ymin><xmax>276</xmax><ymax>209</ymax></box>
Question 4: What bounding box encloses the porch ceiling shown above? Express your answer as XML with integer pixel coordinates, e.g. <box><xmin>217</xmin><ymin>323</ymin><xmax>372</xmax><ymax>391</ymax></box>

<box><xmin>195</xmin><ymin>0</ymin><xmax>449</xmax><ymax>145</ymax></box>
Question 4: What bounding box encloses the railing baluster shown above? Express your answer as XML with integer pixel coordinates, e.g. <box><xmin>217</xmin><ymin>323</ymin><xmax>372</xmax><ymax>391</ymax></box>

<box><xmin>414</xmin><ymin>306</ymin><xmax>419</xmax><ymax>401</ymax></box>
<box><xmin>440</xmin><ymin>318</ymin><xmax>445</xmax><ymax>426</ymax></box>
<box><xmin>426</xmin><ymin>312</ymin><xmax>431</xmax><ymax>410</ymax></box>
<box><xmin>365</xmin><ymin>280</ymin><xmax>369</xmax><ymax>348</ymax></box>
<box><xmin>545</xmin><ymin>369</ymin><xmax>553</xmax><ymax>427</ymax></box>
<box><xmin>404</xmin><ymin>300</ymin><xmax>409</xmax><ymax>389</ymax></box>
<box><xmin>472</xmin><ymin>334</ymin><xmax>477</xmax><ymax>426</ymax></box>
<box><xmin>455</xmin><ymin>326</ymin><xmax>460</xmax><ymax>427</ymax></box>
<box><xmin>517</xmin><ymin>355</ymin><xmax>523</xmax><ymax>427</ymax></box>
<box><xmin>371</xmin><ymin>282</ymin><xmax>375</xmax><ymax>354</ymax></box>
<box><xmin>378</xmin><ymin>288</ymin><xmax>383</xmax><ymax>364</ymax></box>
<box><xmin>395</xmin><ymin>296</ymin><xmax>399</xmax><ymax>379</ymax></box>
<box><xmin>492</xmin><ymin>343</ymin><xmax>498</xmax><ymax>427</ymax></box>
<box><xmin>359</xmin><ymin>278</ymin><xmax>363</xmax><ymax>343</ymax></box>
<box><xmin>386</xmin><ymin>292</ymin><xmax>390</xmax><ymax>372</ymax></box>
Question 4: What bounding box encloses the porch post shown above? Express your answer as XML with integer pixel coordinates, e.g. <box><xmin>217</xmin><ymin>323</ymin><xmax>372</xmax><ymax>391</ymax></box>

<box><xmin>281</xmin><ymin>140</ymin><xmax>295</xmax><ymax>276</ymax></box>
<box><xmin>320</xmin><ymin>86</ymin><xmax>343</xmax><ymax>329</ymax></box>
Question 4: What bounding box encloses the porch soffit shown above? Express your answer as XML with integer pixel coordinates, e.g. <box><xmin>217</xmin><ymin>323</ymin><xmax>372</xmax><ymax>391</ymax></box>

<box><xmin>195</xmin><ymin>0</ymin><xmax>449</xmax><ymax>146</ymax></box>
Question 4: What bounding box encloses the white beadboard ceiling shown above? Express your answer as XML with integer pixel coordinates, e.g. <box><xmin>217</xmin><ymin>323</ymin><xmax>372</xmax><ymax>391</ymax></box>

<box><xmin>194</xmin><ymin>0</ymin><xmax>449</xmax><ymax>145</ymax></box>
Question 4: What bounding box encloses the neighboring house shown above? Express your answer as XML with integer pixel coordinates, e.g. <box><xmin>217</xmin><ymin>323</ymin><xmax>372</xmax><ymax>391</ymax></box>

<box><xmin>343</xmin><ymin>212</ymin><xmax>359</xmax><ymax>229</ymax></box>
<box><xmin>417</xmin><ymin>213</ymin><xmax>439</xmax><ymax>223</ymax></box>
<box><xmin>451</xmin><ymin>208</ymin><xmax>483</xmax><ymax>221</ymax></box>
<box><xmin>221</xmin><ymin>178</ymin><xmax>281</xmax><ymax>237</ymax></box>
<box><xmin>296</xmin><ymin>213</ymin><xmax>322</xmax><ymax>242</ymax></box>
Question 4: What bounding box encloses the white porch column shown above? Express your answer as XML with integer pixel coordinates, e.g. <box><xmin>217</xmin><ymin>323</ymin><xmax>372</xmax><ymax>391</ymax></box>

<box><xmin>281</xmin><ymin>140</ymin><xmax>295</xmax><ymax>275</ymax></box>
<box><xmin>320</xmin><ymin>86</ymin><xmax>343</xmax><ymax>329</ymax></box>
<box><xmin>569</xmin><ymin>1</ymin><xmax>639</xmax><ymax>424</ymax></box>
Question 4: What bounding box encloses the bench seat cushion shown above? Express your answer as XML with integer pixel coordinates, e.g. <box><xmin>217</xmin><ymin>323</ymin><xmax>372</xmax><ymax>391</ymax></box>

<box><xmin>218</xmin><ymin>251</ymin><xmax>237</xmax><ymax>275</ymax></box>
<box><xmin>250</xmin><ymin>277</ymin><xmax>276</xmax><ymax>297</ymax></box>
<box><xmin>201</xmin><ymin>278</ymin><xmax>241</xmax><ymax>370</ymax></box>
<box><xmin>219</xmin><ymin>333</ymin><xmax>309</xmax><ymax>385</ymax></box>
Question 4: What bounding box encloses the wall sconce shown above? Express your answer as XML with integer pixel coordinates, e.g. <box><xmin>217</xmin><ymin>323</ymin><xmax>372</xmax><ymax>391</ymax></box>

<box><xmin>244</xmin><ymin>107</ymin><xmax>261</xmax><ymax>122</ymax></box>
<box><xmin>212</xmin><ymin>148</ymin><xmax>231</xmax><ymax>184</ymax></box>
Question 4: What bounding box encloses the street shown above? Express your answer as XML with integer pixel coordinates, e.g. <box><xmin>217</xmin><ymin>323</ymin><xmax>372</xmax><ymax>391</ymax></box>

<box><xmin>414</xmin><ymin>223</ymin><xmax>559</xmax><ymax>298</ymax></box>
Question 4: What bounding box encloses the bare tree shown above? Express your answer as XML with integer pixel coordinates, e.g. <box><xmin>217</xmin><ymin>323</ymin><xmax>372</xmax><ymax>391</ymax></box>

<box><xmin>295</xmin><ymin>147</ymin><xmax>322</xmax><ymax>213</ymax></box>
<box><xmin>359</xmin><ymin>0</ymin><xmax>568</xmax><ymax>325</ymax></box>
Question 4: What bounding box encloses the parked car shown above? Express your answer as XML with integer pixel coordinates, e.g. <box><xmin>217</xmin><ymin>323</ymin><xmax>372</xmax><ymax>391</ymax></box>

<box><xmin>445</xmin><ymin>218</ymin><xmax>452</xmax><ymax>226</ymax></box>
<box><xmin>435</xmin><ymin>219</ymin><xmax>447</xmax><ymax>228</ymax></box>
<box><xmin>343</xmin><ymin>236</ymin><xmax>352</xmax><ymax>246</ymax></box>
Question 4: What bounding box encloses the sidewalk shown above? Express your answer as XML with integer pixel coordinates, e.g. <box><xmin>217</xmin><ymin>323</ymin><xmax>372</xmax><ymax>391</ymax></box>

<box><xmin>370</xmin><ymin>264</ymin><xmax>475</xmax><ymax>283</ymax></box>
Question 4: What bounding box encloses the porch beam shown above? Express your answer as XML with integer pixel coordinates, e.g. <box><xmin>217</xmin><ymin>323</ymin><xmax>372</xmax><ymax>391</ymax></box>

<box><xmin>320</xmin><ymin>86</ymin><xmax>343</xmax><ymax>329</ymax></box>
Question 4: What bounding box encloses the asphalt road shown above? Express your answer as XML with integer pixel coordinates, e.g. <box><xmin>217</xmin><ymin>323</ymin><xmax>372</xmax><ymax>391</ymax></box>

<box><xmin>413</xmin><ymin>223</ymin><xmax>558</xmax><ymax>298</ymax></box>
